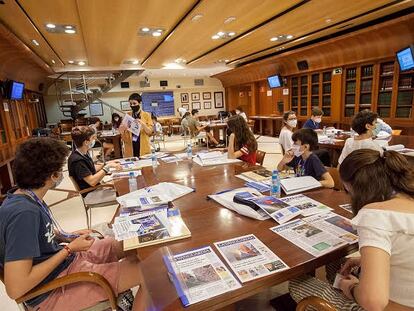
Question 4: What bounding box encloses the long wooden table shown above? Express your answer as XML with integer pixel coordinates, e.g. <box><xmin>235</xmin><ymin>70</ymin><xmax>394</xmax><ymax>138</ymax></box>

<box><xmin>249</xmin><ymin>116</ymin><xmax>283</xmax><ymax>137</ymax></box>
<box><xmin>112</xmin><ymin>159</ymin><xmax>357</xmax><ymax>310</ymax></box>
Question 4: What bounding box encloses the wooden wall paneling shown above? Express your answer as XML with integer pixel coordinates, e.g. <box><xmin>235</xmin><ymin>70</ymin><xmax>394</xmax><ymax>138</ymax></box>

<box><xmin>331</xmin><ymin>72</ymin><xmax>342</xmax><ymax>123</ymax></box>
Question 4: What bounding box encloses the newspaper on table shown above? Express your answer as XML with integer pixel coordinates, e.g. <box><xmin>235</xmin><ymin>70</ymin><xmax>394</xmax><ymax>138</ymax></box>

<box><xmin>270</xmin><ymin>218</ymin><xmax>349</xmax><ymax>257</ymax></box>
<box><xmin>105</xmin><ymin>170</ymin><xmax>141</xmax><ymax>182</ymax></box>
<box><xmin>339</xmin><ymin>203</ymin><xmax>353</xmax><ymax>214</ymax></box>
<box><xmin>109</xmin><ymin>159</ymin><xmax>157</xmax><ymax>172</ymax></box>
<box><xmin>121</xmin><ymin>114</ymin><xmax>141</xmax><ymax>137</ymax></box>
<box><xmin>244</xmin><ymin>180</ymin><xmax>271</xmax><ymax>193</ymax></box>
<box><xmin>119</xmin><ymin>193</ymin><xmax>170</xmax><ymax>210</ymax></box>
<box><xmin>214</xmin><ymin>234</ymin><xmax>289</xmax><ymax>283</ymax></box>
<box><xmin>193</xmin><ymin>152</ymin><xmax>241</xmax><ymax>167</ymax></box>
<box><xmin>175</xmin><ymin>152</ymin><xmax>191</xmax><ymax>159</ymax></box>
<box><xmin>140</xmin><ymin>152</ymin><xmax>169</xmax><ymax>159</ymax></box>
<box><xmin>161</xmin><ymin>155</ymin><xmax>182</xmax><ymax>163</ymax></box>
<box><xmin>163</xmin><ymin>246</ymin><xmax>241</xmax><ymax>306</ymax></box>
<box><xmin>279</xmin><ymin>194</ymin><xmax>332</xmax><ymax>217</ymax></box>
<box><xmin>280</xmin><ymin>176</ymin><xmax>321</xmax><ymax>195</ymax></box>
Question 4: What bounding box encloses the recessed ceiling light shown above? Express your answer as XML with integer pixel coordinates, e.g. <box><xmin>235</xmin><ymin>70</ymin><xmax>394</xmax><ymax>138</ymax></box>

<box><xmin>141</xmin><ymin>27</ymin><xmax>150</xmax><ymax>32</ymax></box>
<box><xmin>152</xmin><ymin>31</ymin><xmax>162</xmax><ymax>37</ymax></box>
<box><xmin>78</xmin><ymin>61</ymin><xmax>85</xmax><ymax>66</ymax></box>
<box><xmin>68</xmin><ymin>60</ymin><xmax>74</xmax><ymax>64</ymax></box>
<box><xmin>51</xmin><ymin>59</ymin><xmax>56</xmax><ymax>64</ymax></box>
<box><xmin>163</xmin><ymin>63</ymin><xmax>184</xmax><ymax>69</ymax></box>
<box><xmin>65</xmin><ymin>29</ymin><xmax>76</xmax><ymax>34</ymax></box>
<box><xmin>65</xmin><ymin>25</ymin><xmax>73</xmax><ymax>29</ymax></box>
<box><xmin>132</xmin><ymin>60</ymin><xmax>139</xmax><ymax>65</ymax></box>
<box><xmin>217</xmin><ymin>31</ymin><xmax>225</xmax><ymax>36</ymax></box>
<box><xmin>225</xmin><ymin>59</ymin><xmax>229</xmax><ymax>62</ymax></box>
<box><xmin>228</xmin><ymin>32</ymin><xmax>236</xmax><ymax>36</ymax></box>
<box><xmin>46</xmin><ymin>23</ymin><xmax>56</xmax><ymax>29</ymax></box>
<box><xmin>31</xmin><ymin>39</ymin><xmax>40</xmax><ymax>46</ymax></box>
<box><xmin>325</xmin><ymin>18</ymin><xmax>332</xmax><ymax>23</ymax></box>
<box><xmin>191</xmin><ymin>14</ymin><xmax>203</xmax><ymax>22</ymax></box>
<box><xmin>270</xmin><ymin>37</ymin><xmax>278</xmax><ymax>42</ymax></box>
<box><xmin>212</xmin><ymin>35</ymin><xmax>220</xmax><ymax>39</ymax></box>
<box><xmin>224</xmin><ymin>16</ymin><xmax>236</xmax><ymax>24</ymax></box>
<box><xmin>286</xmin><ymin>35</ymin><xmax>294</xmax><ymax>39</ymax></box>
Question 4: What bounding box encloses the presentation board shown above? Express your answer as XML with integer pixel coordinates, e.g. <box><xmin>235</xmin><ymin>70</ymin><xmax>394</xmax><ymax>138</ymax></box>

<box><xmin>142</xmin><ymin>92</ymin><xmax>175</xmax><ymax>116</ymax></box>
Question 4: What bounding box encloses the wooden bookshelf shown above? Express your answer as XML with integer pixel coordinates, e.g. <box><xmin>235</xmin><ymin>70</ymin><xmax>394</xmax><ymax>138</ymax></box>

<box><xmin>377</xmin><ymin>62</ymin><xmax>394</xmax><ymax>117</ymax></box>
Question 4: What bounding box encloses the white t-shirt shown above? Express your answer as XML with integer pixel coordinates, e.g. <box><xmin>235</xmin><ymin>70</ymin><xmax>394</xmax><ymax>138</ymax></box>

<box><xmin>278</xmin><ymin>126</ymin><xmax>293</xmax><ymax>154</ymax></box>
<box><xmin>178</xmin><ymin>107</ymin><xmax>187</xmax><ymax>117</ymax></box>
<box><xmin>338</xmin><ymin>137</ymin><xmax>383</xmax><ymax>164</ymax></box>
<box><xmin>239</xmin><ymin>112</ymin><xmax>248</xmax><ymax>122</ymax></box>
<box><xmin>352</xmin><ymin>205</ymin><xmax>414</xmax><ymax>307</ymax></box>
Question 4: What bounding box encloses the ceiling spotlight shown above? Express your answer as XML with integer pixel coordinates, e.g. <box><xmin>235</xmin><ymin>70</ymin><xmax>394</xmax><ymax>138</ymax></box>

<box><xmin>191</xmin><ymin>14</ymin><xmax>203</xmax><ymax>22</ymax></box>
<box><xmin>141</xmin><ymin>27</ymin><xmax>150</xmax><ymax>32</ymax></box>
<box><xmin>132</xmin><ymin>60</ymin><xmax>139</xmax><ymax>65</ymax></box>
<box><xmin>31</xmin><ymin>39</ymin><xmax>40</xmax><ymax>46</ymax></box>
<box><xmin>270</xmin><ymin>37</ymin><xmax>278</xmax><ymax>42</ymax></box>
<box><xmin>225</xmin><ymin>59</ymin><xmax>229</xmax><ymax>62</ymax></box>
<box><xmin>152</xmin><ymin>31</ymin><xmax>162</xmax><ymax>37</ymax></box>
<box><xmin>325</xmin><ymin>18</ymin><xmax>332</xmax><ymax>23</ymax></box>
<box><xmin>65</xmin><ymin>25</ymin><xmax>73</xmax><ymax>29</ymax></box>
<box><xmin>217</xmin><ymin>31</ymin><xmax>225</xmax><ymax>36</ymax></box>
<box><xmin>286</xmin><ymin>35</ymin><xmax>294</xmax><ymax>39</ymax></box>
<box><xmin>224</xmin><ymin>16</ymin><xmax>236</xmax><ymax>24</ymax></box>
<box><xmin>68</xmin><ymin>60</ymin><xmax>74</xmax><ymax>64</ymax></box>
<box><xmin>78</xmin><ymin>61</ymin><xmax>85</xmax><ymax>66</ymax></box>
<box><xmin>228</xmin><ymin>32</ymin><xmax>236</xmax><ymax>36</ymax></box>
<box><xmin>46</xmin><ymin>23</ymin><xmax>56</xmax><ymax>29</ymax></box>
<box><xmin>51</xmin><ymin>59</ymin><xmax>56</xmax><ymax>64</ymax></box>
<box><xmin>212</xmin><ymin>35</ymin><xmax>220</xmax><ymax>39</ymax></box>
<box><xmin>65</xmin><ymin>29</ymin><xmax>76</xmax><ymax>34</ymax></box>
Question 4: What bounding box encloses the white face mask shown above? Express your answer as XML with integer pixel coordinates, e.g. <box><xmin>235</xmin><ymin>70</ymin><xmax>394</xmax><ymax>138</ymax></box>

<box><xmin>291</xmin><ymin>144</ymin><xmax>304</xmax><ymax>157</ymax></box>
<box><xmin>114</xmin><ymin>117</ymin><xmax>119</xmax><ymax>122</ymax></box>
<box><xmin>287</xmin><ymin>120</ymin><xmax>297</xmax><ymax>128</ymax></box>
<box><xmin>314</xmin><ymin>117</ymin><xmax>322</xmax><ymax>123</ymax></box>
<box><xmin>235</xmin><ymin>110</ymin><xmax>240</xmax><ymax>115</ymax></box>
<box><xmin>52</xmin><ymin>172</ymin><xmax>63</xmax><ymax>188</ymax></box>
<box><xmin>88</xmin><ymin>139</ymin><xmax>96</xmax><ymax>149</ymax></box>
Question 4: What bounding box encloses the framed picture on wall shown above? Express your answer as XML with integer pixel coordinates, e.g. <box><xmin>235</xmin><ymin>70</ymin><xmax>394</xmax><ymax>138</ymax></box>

<box><xmin>89</xmin><ymin>102</ymin><xmax>104</xmax><ymax>116</ymax></box>
<box><xmin>203</xmin><ymin>101</ymin><xmax>212</xmax><ymax>109</ymax></box>
<box><xmin>202</xmin><ymin>92</ymin><xmax>211</xmax><ymax>100</ymax></box>
<box><xmin>214</xmin><ymin>91</ymin><xmax>224</xmax><ymax>108</ymax></box>
<box><xmin>192</xmin><ymin>102</ymin><xmax>201</xmax><ymax>110</ymax></box>
<box><xmin>182</xmin><ymin>104</ymin><xmax>190</xmax><ymax>110</ymax></box>
<box><xmin>180</xmin><ymin>93</ymin><xmax>189</xmax><ymax>103</ymax></box>
<box><xmin>120</xmin><ymin>100</ymin><xmax>130</xmax><ymax>111</ymax></box>
<box><xmin>191</xmin><ymin>92</ymin><xmax>200</xmax><ymax>101</ymax></box>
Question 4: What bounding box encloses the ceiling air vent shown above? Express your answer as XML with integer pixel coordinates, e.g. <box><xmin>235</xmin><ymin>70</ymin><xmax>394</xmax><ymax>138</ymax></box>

<box><xmin>194</xmin><ymin>79</ymin><xmax>204</xmax><ymax>86</ymax></box>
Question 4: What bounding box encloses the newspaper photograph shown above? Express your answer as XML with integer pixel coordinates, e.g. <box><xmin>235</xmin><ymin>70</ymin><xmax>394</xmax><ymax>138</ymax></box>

<box><xmin>279</xmin><ymin>194</ymin><xmax>332</xmax><ymax>217</ymax></box>
<box><xmin>270</xmin><ymin>219</ymin><xmax>348</xmax><ymax>257</ymax></box>
<box><xmin>121</xmin><ymin>114</ymin><xmax>141</xmax><ymax>137</ymax></box>
<box><xmin>164</xmin><ymin>246</ymin><xmax>241</xmax><ymax>306</ymax></box>
<box><xmin>214</xmin><ymin>234</ymin><xmax>289</xmax><ymax>283</ymax></box>
<box><xmin>247</xmin><ymin>196</ymin><xmax>302</xmax><ymax>224</ymax></box>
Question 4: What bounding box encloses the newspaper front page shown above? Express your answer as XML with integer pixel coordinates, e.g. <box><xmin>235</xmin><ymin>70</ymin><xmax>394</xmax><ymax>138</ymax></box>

<box><xmin>279</xmin><ymin>194</ymin><xmax>332</xmax><ymax>217</ymax></box>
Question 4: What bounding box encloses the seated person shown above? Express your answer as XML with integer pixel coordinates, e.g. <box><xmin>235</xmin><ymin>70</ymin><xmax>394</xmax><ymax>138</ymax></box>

<box><xmin>68</xmin><ymin>126</ymin><xmax>120</xmax><ymax>193</ymax></box>
<box><xmin>111</xmin><ymin>113</ymin><xmax>122</xmax><ymax>130</ymax></box>
<box><xmin>279</xmin><ymin>110</ymin><xmax>297</xmax><ymax>153</ymax></box>
<box><xmin>177</xmin><ymin>106</ymin><xmax>187</xmax><ymax>118</ymax></box>
<box><xmin>338</xmin><ymin>110</ymin><xmax>383</xmax><ymax>165</ymax></box>
<box><xmin>181</xmin><ymin>112</ymin><xmax>191</xmax><ymax>134</ymax></box>
<box><xmin>302</xmin><ymin>107</ymin><xmax>323</xmax><ymax>130</ymax></box>
<box><xmin>227</xmin><ymin>115</ymin><xmax>257</xmax><ymax>164</ymax></box>
<box><xmin>151</xmin><ymin>113</ymin><xmax>163</xmax><ymax>135</ymax></box>
<box><xmin>289</xmin><ymin>149</ymin><xmax>414</xmax><ymax>311</ymax></box>
<box><xmin>0</xmin><ymin>137</ymin><xmax>145</xmax><ymax>311</ymax></box>
<box><xmin>235</xmin><ymin>106</ymin><xmax>248</xmax><ymax>122</ymax></box>
<box><xmin>187</xmin><ymin>109</ymin><xmax>220</xmax><ymax>146</ymax></box>
<box><xmin>376</xmin><ymin>117</ymin><xmax>393</xmax><ymax>138</ymax></box>
<box><xmin>277</xmin><ymin>128</ymin><xmax>334</xmax><ymax>188</ymax></box>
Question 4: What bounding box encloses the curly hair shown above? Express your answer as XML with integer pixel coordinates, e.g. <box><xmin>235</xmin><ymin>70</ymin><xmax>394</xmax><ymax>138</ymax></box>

<box><xmin>71</xmin><ymin>126</ymin><xmax>95</xmax><ymax>148</ymax></box>
<box><xmin>351</xmin><ymin>110</ymin><xmax>377</xmax><ymax>135</ymax></box>
<box><xmin>13</xmin><ymin>138</ymin><xmax>69</xmax><ymax>189</ymax></box>
<box><xmin>227</xmin><ymin>115</ymin><xmax>257</xmax><ymax>152</ymax></box>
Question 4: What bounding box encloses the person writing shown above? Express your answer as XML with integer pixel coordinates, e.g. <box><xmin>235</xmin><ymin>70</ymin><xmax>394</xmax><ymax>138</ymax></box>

<box><xmin>227</xmin><ymin>115</ymin><xmax>257</xmax><ymax>164</ymax></box>
<box><xmin>0</xmin><ymin>138</ymin><xmax>145</xmax><ymax>311</ymax></box>
<box><xmin>187</xmin><ymin>109</ymin><xmax>221</xmax><ymax>147</ymax></box>
<box><xmin>289</xmin><ymin>148</ymin><xmax>414</xmax><ymax>311</ymax></box>
<box><xmin>302</xmin><ymin>107</ymin><xmax>324</xmax><ymax>130</ymax></box>
<box><xmin>277</xmin><ymin>128</ymin><xmax>334</xmax><ymax>188</ymax></box>
<box><xmin>119</xmin><ymin>93</ymin><xmax>153</xmax><ymax>157</ymax></box>
<box><xmin>279</xmin><ymin>111</ymin><xmax>297</xmax><ymax>154</ymax></box>
<box><xmin>338</xmin><ymin>110</ymin><xmax>383</xmax><ymax>165</ymax></box>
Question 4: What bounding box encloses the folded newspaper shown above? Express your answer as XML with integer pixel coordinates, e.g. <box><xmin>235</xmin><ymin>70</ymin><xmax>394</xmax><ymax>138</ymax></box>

<box><xmin>193</xmin><ymin>152</ymin><xmax>241</xmax><ymax>167</ymax></box>
<box><xmin>163</xmin><ymin>246</ymin><xmax>241</xmax><ymax>306</ymax></box>
<box><xmin>214</xmin><ymin>234</ymin><xmax>289</xmax><ymax>283</ymax></box>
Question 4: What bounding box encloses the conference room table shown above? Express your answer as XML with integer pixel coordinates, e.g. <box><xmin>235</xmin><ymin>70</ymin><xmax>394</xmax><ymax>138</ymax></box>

<box><xmin>113</xmin><ymin>159</ymin><xmax>357</xmax><ymax>311</ymax></box>
<box><xmin>249</xmin><ymin>116</ymin><xmax>283</xmax><ymax>137</ymax></box>
<box><xmin>319</xmin><ymin>134</ymin><xmax>414</xmax><ymax>166</ymax></box>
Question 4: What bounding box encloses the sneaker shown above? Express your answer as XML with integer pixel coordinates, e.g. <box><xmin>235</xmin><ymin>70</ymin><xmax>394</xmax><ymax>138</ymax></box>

<box><xmin>117</xmin><ymin>290</ymin><xmax>134</xmax><ymax>311</ymax></box>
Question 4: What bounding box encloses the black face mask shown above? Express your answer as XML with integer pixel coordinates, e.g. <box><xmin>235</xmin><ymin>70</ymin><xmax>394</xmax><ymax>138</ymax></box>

<box><xmin>130</xmin><ymin>105</ymin><xmax>139</xmax><ymax>113</ymax></box>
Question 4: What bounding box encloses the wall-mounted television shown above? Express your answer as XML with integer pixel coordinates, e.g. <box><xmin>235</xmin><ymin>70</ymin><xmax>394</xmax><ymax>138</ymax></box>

<box><xmin>9</xmin><ymin>81</ymin><xmax>25</xmax><ymax>100</ymax></box>
<box><xmin>396</xmin><ymin>45</ymin><xmax>414</xmax><ymax>72</ymax></box>
<box><xmin>267</xmin><ymin>74</ymin><xmax>282</xmax><ymax>88</ymax></box>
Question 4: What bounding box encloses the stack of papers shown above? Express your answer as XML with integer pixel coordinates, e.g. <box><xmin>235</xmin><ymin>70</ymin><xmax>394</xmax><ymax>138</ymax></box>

<box><xmin>140</xmin><ymin>152</ymin><xmax>169</xmax><ymax>159</ymax></box>
<box><xmin>244</xmin><ymin>180</ymin><xmax>271</xmax><ymax>193</ymax></box>
<box><xmin>240</xmin><ymin>169</ymin><xmax>272</xmax><ymax>181</ymax></box>
<box><xmin>110</xmin><ymin>158</ymin><xmax>158</xmax><ymax>172</ymax></box>
<box><xmin>161</xmin><ymin>155</ymin><xmax>182</xmax><ymax>163</ymax></box>
<box><xmin>193</xmin><ymin>152</ymin><xmax>241</xmax><ymax>166</ymax></box>
<box><xmin>280</xmin><ymin>176</ymin><xmax>321</xmax><ymax>195</ymax></box>
<box><xmin>384</xmin><ymin>144</ymin><xmax>414</xmax><ymax>155</ymax></box>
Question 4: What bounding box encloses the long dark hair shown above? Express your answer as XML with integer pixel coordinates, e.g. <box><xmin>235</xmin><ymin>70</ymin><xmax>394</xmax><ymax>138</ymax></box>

<box><xmin>227</xmin><ymin>115</ymin><xmax>257</xmax><ymax>152</ymax></box>
<box><xmin>111</xmin><ymin>113</ymin><xmax>122</xmax><ymax>128</ymax></box>
<box><xmin>339</xmin><ymin>149</ymin><xmax>414</xmax><ymax>214</ymax></box>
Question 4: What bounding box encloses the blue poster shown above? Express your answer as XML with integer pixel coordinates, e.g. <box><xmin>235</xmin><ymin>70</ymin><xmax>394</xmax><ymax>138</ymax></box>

<box><xmin>141</xmin><ymin>92</ymin><xmax>175</xmax><ymax>116</ymax></box>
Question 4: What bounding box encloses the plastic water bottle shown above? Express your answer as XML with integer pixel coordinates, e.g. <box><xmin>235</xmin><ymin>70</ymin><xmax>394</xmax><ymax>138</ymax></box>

<box><xmin>323</xmin><ymin>126</ymin><xmax>327</xmax><ymax>136</ymax></box>
<box><xmin>151</xmin><ymin>149</ymin><xmax>157</xmax><ymax>168</ymax></box>
<box><xmin>270</xmin><ymin>170</ymin><xmax>281</xmax><ymax>198</ymax></box>
<box><xmin>128</xmin><ymin>171</ymin><xmax>137</xmax><ymax>192</ymax></box>
<box><xmin>187</xmin><ymin>143</ymin><xmax>192</xmax><ymax>160</ymax></box>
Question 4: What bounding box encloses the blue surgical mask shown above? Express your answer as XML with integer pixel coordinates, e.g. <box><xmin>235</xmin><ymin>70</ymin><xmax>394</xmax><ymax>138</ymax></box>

<box><xmin>89</xmin><ymin>139</ymin><xmax>96</xmax><ymax>149</ymax></box>
<box><xmin>291</xmin><ymin>144</ymin><xmax>304</xmax><ymax>157</ymax></box>
<box><xmin>372</xmin><ymin>123</ymin><xmax>381</xmax><ymax>136</ymax></box>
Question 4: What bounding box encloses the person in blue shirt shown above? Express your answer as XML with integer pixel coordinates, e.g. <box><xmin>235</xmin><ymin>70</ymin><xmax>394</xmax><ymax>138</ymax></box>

<box><xmin>277</xmin><ymin>128</ymin><xmax>334</xmax><ymax>188</ymax></box>
<box><xmin>303</xmin><ymin>107</ymin><xmax>324</xmax><ymax>130</ymax></box>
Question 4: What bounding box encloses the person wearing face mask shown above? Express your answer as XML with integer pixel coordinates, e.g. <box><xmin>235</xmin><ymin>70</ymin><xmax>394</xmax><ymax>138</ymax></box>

<box><xmin>303</xmin><ymin>107</ymin><xmax>324</xmax><ymax>130</ymax></box>
<box><xmin>279</xmin><ymin>111</ymin><xmax>297</xmax><ymax>154</ymax></box>
<box><xmin>119</xmin><ymin>93</ymin><xmax>153</xmax><ymax>157</ymax></box>
<box><xmin>338</xmin><ymin>110</ymin><xmax>383</xmax><ymax>166</ymax></box>
<box><xmin>277</xmin><ymin>128</ymin><xmax>334</xmax><ymax>188</ymax></box>
<box><xmin>235</xmin><ymin>106</ymin><xmax>248</xmax><ymax>122</ymax></box>
<box><xmin>111</xmin><ymin>113</ymin><xmax>122</xmax><ymax>129</ymax></box>
<box><xmin>68</xmin><ymin>126</ymin><xmax>120</xmax><ymax>193</ymax></box>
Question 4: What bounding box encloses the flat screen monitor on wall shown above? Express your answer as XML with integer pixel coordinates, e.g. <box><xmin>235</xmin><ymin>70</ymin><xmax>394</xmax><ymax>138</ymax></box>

<box><xmin>141</xmin><ymin>91</ymin><xmax>174</xmax><ymax>116</ymax></box>
<box><xmin>267</xmin><ymin>75</ymin><xmax>282</xmax><ymax>88</ymax></box>
<box><xmin>396</xmin><ymin>45</ymin><xmax>414</xmax><ymax>72</ymax></box>
<box><xmin>9</xmin><ymin>81</ymin><xmax>25</xmax><ymax>100</ymax></box>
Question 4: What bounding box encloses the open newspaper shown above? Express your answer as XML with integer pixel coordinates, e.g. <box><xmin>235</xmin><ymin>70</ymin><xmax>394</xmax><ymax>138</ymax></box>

<box><xmin>193</xmin><ymin>151</ymin><xmax>241</xmax><ymax>166</ymax></box>
<box><xmin>214</xmin><ymin>234</ymin><xmax>289</xmax><ymax>283</ymax></box>
<box><xmin>163</xmin><ymin>246</ymin><xmax>241</xmax><ymax>306</ymax></box>
<box><xmin>270</xmin><ymin>213</ymin><xmax>355</xmax><ymax>257</ymax></box>
<box><xmin>121</xmin><ymin>114</ymin><xmax>141</xmax><ymax>137</ymax></box>
<box><xmin>279</xmin><ymin>194</ymin><xmax>332</xmax><ymax>217</ymax></box>
<box><xmin>110</xmin><ymin>158</ymin><xmax>158</xmax><ymax>172</ymax></box>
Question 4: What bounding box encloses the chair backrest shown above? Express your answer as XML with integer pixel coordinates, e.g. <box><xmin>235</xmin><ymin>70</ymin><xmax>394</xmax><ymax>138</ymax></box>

<box><xmin>296</xmin><ymin>296</ymin><xmax>337</xmax><ymax>311</ymax></box>
<box><xmin>326</xmin><ymin>166</ymin><xmax>343</xmax><ymax>191</ymax></box>
<box><xmin>392</xmin><ymin>129</ymin><xmax>402</xmax><ymax>136</ymax></box>
<box><xmin>256</xmin><ymin>150</ymin><xmax>266</xmax><ymax>166</ymax></box>
<box><xmin>68</xmin><ymin>176</ymin><xmax>82</xmax><ymax>193</ymax></box>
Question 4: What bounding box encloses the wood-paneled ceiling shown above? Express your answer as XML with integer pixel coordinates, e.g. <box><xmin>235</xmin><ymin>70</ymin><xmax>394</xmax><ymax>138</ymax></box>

<box><xmin>0</xmin><ymin>0</ymin><xmax>413</xmax><ymax>74</ymax></box>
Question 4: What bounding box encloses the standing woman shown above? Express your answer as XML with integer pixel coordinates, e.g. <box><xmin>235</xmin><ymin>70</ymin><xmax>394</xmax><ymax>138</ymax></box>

<box><xmin>119</xmin><ymin>93</ymin><xmax>153</xmax><ymax>157</ymax></box>
<box><xmin>227</xmin><ymin>115</ymin><xmax>257</xmax><ymax>164</ymax></box>
<box><xmin>279</xmin><ymin>111</ymin><xmax>297</xmax><ymax>154</ymax></box>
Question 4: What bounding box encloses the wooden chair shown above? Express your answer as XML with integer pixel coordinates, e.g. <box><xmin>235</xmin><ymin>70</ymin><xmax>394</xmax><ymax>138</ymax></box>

<box><xmin>256</xmin><ymin>150</ymin><xmax>266</xmax><ymax>166</ymax></box>
<box><xmin>326</xmin><ymin>166</ymin><xmax>343</xmax><ymax>191</ymax></box>
<box><xmin>296</xmin><ymin>296</ymin><xmax>337</xmax><ymax>311</ymax></box>
<box><xmin>170</xmin><ymin>118</ymin><xmax>182</xmax><ymax>135</ymax></box>
<box><xmin>392</xmin><ymin>129</ymin><xmax>402</xmax><ymax>136</ymax></box>
<box><xmin>0</xmin><ymin>263</ymin><xmax>117</xmax><ymax>310</ymax></box>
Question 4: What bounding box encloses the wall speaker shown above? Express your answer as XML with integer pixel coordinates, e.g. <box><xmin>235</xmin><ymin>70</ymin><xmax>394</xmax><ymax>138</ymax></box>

<box><xmin>194</xmin><ymin>79</ymin><xmax>204</xmax><ymax>86</ymax></box>
<box><xmin>120</xmin><ymin>82</ymin><xmax>130</xmax><ymax>88</ymax></box>
<box><xmin>160</xmin><ymin>80</ymin><xmax>168</xmax><ymax>87</ymax></box>
<box><xmin>297</xmin><ymin>60</ymin><xmax>309</xmax><ymax>71</ymax></box>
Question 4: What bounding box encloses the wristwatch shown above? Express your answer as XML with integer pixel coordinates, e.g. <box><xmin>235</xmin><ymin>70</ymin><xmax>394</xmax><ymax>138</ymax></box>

<box><xmin>102</xmin><ymin>165</ymin><xmax>110</xmax><ymax>174</ymax></box>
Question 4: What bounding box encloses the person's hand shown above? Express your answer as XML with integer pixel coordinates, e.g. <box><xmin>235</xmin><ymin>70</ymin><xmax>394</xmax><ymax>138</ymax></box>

<box><xmin>107</xmin><ymin>162</ymin><xmax>122</xmax><ymax>170</ymax></box>
<box><xmin>339</xmin><ymin>274</ymin><xmax>359</xmax><ymax>299</ymax></box>
<box><xmin>282</xmin><ymin>149</ymin><xmax>295</xmax><ymax>164</ymax></box>
<box><xmin>72</xmin><ymin>229</ymin><xmax>93</xmax><ymax>236</ymax></box>
<box><xmin>340</xmin><ymin>257</ymin><xmax>361</xmax><ymax>276</ymax></box>
<box><xmin>68</xmin><ymin>234</ymin><xmax>95</xmax><ymax>252</ymax></box>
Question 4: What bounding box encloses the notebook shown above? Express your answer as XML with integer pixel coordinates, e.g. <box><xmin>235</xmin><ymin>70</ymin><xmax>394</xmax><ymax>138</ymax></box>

<box><xmin>280</xmin><ymin>176</ymin><xmax>321</xmax><ymax>195</ymax></box>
